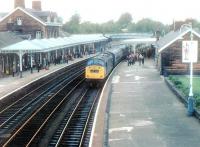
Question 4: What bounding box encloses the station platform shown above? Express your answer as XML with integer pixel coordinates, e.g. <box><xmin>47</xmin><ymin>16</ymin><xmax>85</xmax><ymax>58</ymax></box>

<box><xmin>0</xmin><ymin>55</ymin><xmax>95</xmax><ymax>100</ymax></box>
<box><xmin>91</xmin><ymin>59</ymin><xmax>200</xmax><ymax>147</ymax></box>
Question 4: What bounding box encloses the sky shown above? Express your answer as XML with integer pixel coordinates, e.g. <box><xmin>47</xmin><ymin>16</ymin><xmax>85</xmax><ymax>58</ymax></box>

<box><xmin>0</xmin><ymin>0</ymin><xmax>200</xmax><ymax>24</ymax></box>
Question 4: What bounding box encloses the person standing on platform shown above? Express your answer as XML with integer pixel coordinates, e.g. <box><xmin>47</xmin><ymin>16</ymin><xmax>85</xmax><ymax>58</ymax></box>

<box><xmin>17</xmin><ymin>63</ymin><xmax>20</xmax><ymax>76</ymax></box>
<box><xmin>12</xmin><ymin>66</ymin><xmax>16</xmax><ymax>77</ymax></box>
<box><xmin>127</xmin><ymin>54</ymin><xmax>131</xmax><ymax>66</ymax></box>
<box><xmin>141</xmin><ymin>52</ymin><xmax>144</xmax><ymax>65</ymax></box>
<box><xmin>138</xmin><ymin>53</ymin><xmax>143</xmax><ymax>66</ymax></box>
<box><xmin>65</xmin><ymin>54</ymin><xmax>69</xmax><ymax>64</ymax></box>
<box><xmin>37</xmin><ymin>63</ymin><xmax>40</xmax><ymax>72</ymax></box>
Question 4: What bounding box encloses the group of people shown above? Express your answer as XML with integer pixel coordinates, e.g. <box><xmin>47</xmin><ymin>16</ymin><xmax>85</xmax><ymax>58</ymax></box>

<box><xmin>127</xmin><ymin>52</ymin><xmax>145</xmax><ymax>66</ymax></box>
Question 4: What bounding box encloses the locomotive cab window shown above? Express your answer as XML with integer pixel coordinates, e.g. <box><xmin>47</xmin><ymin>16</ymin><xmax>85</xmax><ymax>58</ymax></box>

<box><xmin>87</xmin><ymin>59</ymin><xmax>104</xmax><ymax>66</ymax></box>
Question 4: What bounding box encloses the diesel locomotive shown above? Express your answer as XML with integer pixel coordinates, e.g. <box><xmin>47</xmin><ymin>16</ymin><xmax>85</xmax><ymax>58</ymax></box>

<box><xmin>85</xmin><ymin>45</ymin><xmax>128</xmax><ymax>85</ymax></box>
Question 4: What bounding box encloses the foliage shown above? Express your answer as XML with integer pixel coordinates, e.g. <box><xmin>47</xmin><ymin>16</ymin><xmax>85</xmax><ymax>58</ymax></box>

<box><xmin>134</xmin><ymin>18</ymin><xmax>163</xmax><ymax>33</ymax></box>
<box><xmin>62</xmin><ymin>13</ymin><xmax>200</xmax><ymax>34</ymax></box>
<box><xmin>170</xmin><ymin>18</ymin><xmax>200</xmax><ymax>31</ymax></box>
<box><xmin>62</xmin><ymin>13</ymin><xmax>169</xmax><ymax>34</ymax></box>
<box><xmin>117</xmin><ymin>12</ymin><xmax>133</xmax><ymax>30</ymax></box>
<box><xmin>168</xmin><ymin>75</ymin><xmax>200</xmax><ymax>108</ymax></box>
<box><xmin>62</xmin><ymin>13</ymin><xmax>81</xmax><ymax>33</ymax></box>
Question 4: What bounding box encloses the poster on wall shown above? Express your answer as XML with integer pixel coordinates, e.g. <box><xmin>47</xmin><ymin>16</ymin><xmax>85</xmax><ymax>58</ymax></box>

<box><xmin>182</xmin><ymin>41</ymin><xmax>198</xmax><ymax>63</ymax></box>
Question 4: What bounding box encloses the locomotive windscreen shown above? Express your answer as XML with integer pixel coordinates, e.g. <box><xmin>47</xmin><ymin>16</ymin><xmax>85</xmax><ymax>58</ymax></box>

<box><xmin>87</xmin><ymin>59</ymin><xmax>104</xmax><ymax>66</ymax></box>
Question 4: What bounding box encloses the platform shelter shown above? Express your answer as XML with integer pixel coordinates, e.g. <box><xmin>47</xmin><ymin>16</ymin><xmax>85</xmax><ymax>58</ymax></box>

<box><xmin>0</xmin><ymin>34</ymin><xmax>108</xmax><ymax>77</ymax></box>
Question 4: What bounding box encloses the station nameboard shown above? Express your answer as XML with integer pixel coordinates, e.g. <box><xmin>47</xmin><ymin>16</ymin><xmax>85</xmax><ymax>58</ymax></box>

<box><xmin>182</xmin><ymin>41</ymin><xmax>198</xmax><ymax>63</ymax></box>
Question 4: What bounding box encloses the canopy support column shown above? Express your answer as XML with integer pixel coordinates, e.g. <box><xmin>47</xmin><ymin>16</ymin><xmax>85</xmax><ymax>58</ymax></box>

<box><xmin>2</xmin><ymin>55</ymin><xmax>5</xmax><ymax>74</ymax></box>
<box><xmin>55</xmin><ymin>50</ymin><xmax>58</xmax><ymax>59</ymax></box>
<box><xmin>48</xmin><ymin>52</ymin><xmax>51</xmax><ymax>63</ymax></box>
<box><xmin>84</xmin><ymin>45</ymin><xmax>86</xmax><ymax>55</ymax></box>
<box><xmin>18</xmin><ymin>50</ymin><xmax>23</xmax><ymax>78</ymax></box>
<box><xmin>93</xmin><ymin>43</ymin><xmax>95</xmax><ymax>54</ymax></box>
<box><xmin>30</xmin><ymin>52</ymin><xmax>33</xmax><ymax>73</ymax></box>
<box><xmin>73</xmin><ymin>47</ymin><xmax>76</xmax><ymax>58</ymax></box>
<box><xmin>79</xmin><ymin>46</ymin><xmax>81</xmax><ymax>58</ymax></box>
<box><xmin>62</xmin><ymin>49</ymin><xmax>65</xmax><ymax>62</ymax></box>
<box><xmin>40</xmin><ymin>53</ymin><xmax>42</xmax><ymax>64</ymax></box>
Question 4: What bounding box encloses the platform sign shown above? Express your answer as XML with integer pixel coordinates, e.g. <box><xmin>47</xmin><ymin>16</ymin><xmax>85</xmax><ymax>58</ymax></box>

<box><xmin>182</xmin><ymin>41</ymin><xmax>198</xmax><ymax>63</ymax></box>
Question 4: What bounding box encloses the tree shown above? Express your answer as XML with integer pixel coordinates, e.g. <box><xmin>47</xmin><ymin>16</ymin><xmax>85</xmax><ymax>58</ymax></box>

<box><xmin>170</xmin><ymin>18</ymin><xmax>200</xmax><ymax>31</ymax></box>
<box><xmin>79</xmin><ymin>22</ymin><xmax>101</xmax><ymax>33</ymax></box>
<box><xmin>101</xmin><ymin>20</ymin><xmax>118</xmax><ymax>33</ymax></box>
<box><xmin>117</xmin><ymin>12</ymin><xmax>133</xmax><ymax>30</ymax></box>
<box><xmin>62</xmin><ymin>13</ymin><xmax>170</xmax><ymax>34</ymax></box>
<box><xmin>70</xmin><ymin>13</ymin><xmax>81</xmax><ymax>25</ymax></box>
<box><xmin>135</xmin><ymin>18</ymin><xmax>166</xmax><ymax>34</ymax></box>
<box><xmin>62</xmin><ymin>13</ymin><xmax>81</xmax><ymax>33</ymax></box>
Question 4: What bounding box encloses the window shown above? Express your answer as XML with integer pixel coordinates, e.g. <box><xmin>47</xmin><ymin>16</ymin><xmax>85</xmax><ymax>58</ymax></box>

<box><xmin>16</xmin><ymin>17</ymin><xmax>22</xmax><ymax>25</ymax></box>
<box><xmin>87</xmin><ymin>59</ymin><xmax>104</xmax><ymax>66</ymax></box>
<box><xmin>36</xmin><ymin>31</ymin><xmax>42</xmax><ymax>39</ymax></box>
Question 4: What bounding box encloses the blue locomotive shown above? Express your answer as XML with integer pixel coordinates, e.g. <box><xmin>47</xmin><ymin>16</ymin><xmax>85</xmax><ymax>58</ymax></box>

<box><xmin>85</xmin><ymin>45</ymin><xmax>128</xmax><ymax>85</ymax></box>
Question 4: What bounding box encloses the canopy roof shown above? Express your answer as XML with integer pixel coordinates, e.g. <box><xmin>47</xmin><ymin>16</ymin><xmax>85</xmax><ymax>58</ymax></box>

<box><xmin>1</xmin><ymin>34</ymin><xmax>107</xmax><ymax>53</ymax></box>
<box><xmin>156</xmin><ymin>28</ymin><xmax>200</xmax><ymax>53</ymax></box>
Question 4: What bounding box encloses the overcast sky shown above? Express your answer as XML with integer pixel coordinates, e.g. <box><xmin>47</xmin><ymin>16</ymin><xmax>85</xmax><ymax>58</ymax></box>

<box><xmin>1</xmin><ymin>0</ymin><xmax>200</xmax><ymax>24</ymax></box>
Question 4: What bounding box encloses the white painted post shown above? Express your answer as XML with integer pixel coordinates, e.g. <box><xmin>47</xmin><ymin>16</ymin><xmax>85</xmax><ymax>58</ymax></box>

<box><xmin>93</xmin><ymin>43</ymin><xmax>95</xmax><ymax>54</ymax></box>
<box><xmin>56</xmin><ymin>50</ymin><xmax>58</xmax><ymax>58</ymax></box>
<box><xmin>189</xmin><ymin>32</ymin><xmax>193</xmax><ymax>97</ymax></box>
<box><xmin>2</xmin><ymin>55</ymin><xmax>4</xmax><ymax>74</ymax></box>
<box><xmin>84</xmin><ymin>45</ymin><xmax>86</xmax><ymax>55</ymax></box>
<box><xmin>19</xmin><ymin>50</ymin><xmax>23</xmax><ymax>78</ymax></box>
<box><xmin>40</xmin><ymin>53</ymin><xmax>42</xmax><ymax>64</ymax></box>
<box><xmin>62</xmin><ymin>49</ymin><xmax>65</xmax><ymax>62</ymax></box>
<box><xmin>30</xmin><ymin>52</ymin><xmax>33</xmax><ymax>73</ymax></box>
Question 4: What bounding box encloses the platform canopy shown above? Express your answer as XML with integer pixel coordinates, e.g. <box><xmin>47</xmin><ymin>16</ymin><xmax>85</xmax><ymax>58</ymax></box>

<box><xmin>1</xmin><ymin>40</ymin><xmax>43</xmax><ymax>53</ymax></box>
<box><xmin>1</xmin><ymin>34</ymin><xmax>107</xmax><ymax>53</ymax></box>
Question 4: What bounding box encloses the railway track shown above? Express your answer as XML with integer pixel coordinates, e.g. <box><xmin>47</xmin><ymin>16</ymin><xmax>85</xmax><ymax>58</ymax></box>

<box><xmin>1</xmin><ymin>75</ymin><xmax>85</xmax><ymax>146</ymax></box>
<box><xmin>54</xmin><ymin>88</ymin><xmax>100</xmax><ymax>147</ymax></box>
<box><xmin>0</xmin><ymin>62</ymin><xmax>86</xmax><ymax>143</ymax></box>
<box><xmin>1</xmin><ymin>80</ymin><xmax>101</xmax><ymax>147</ymax></box>
<box><xmin>0</xmin><ymin>62</ymin><xmax>85</xmax><ymax>112</ymax></box>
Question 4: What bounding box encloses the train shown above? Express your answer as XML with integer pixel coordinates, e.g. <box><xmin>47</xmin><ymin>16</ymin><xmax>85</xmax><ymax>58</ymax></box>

<box><xmin>85</xmin><ymin>44</ymin><xmax>128</xmax><ymax>85</ymax></box>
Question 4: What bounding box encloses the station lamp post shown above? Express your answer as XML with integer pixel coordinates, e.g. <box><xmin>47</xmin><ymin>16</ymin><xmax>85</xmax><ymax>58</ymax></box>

<box><xmin>188</xmin><ymin>31</ymin><xmax>195</xmax><ymax>116</ymax></box>
<box><xmin>182</xmin><ymin>25</ymin><xmax>198</xmax><ymax>116</ymax></box>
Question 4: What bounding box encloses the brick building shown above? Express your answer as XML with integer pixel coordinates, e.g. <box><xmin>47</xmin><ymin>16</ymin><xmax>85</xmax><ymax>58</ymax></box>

<box><xmin>156</xmin><ymin>26</ymin><xmax>200</xmax><ymax>75</ymax></box>
<box><xmin>0</xmin><ymin>0</ymin><xmax>62</xmax><ymax>39</ymax></box>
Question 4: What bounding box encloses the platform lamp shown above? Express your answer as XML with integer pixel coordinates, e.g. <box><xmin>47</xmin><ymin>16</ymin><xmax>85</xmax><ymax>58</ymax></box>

<box><xmin>188</xmin><ymin>31</ymin><xmax>194</xmax><ymax>116</ymax></box>
<box><xmin>181</xmin><ymin>24</ymin><xmax>198</xmax><ymax>116</ymax></box>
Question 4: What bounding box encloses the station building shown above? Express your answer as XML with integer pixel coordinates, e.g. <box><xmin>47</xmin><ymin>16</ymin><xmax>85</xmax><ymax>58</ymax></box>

<box><xmin>0</xmin><ymin>0</ymin><xmax>61</xmax><ymax>39</ymax></box>
<box><xmin>155</xmin><ymin>26</ymin><xmax>200</xmax><ymax>75</ymax></box>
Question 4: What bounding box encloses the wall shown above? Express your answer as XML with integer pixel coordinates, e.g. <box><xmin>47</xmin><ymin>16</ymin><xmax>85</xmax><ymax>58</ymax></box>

<box><xmin>0</xmin><ymin>9</ymin><xmax>45</xmax><ymax>39</ymax></box>
<box><xmin>160</xmin><ymin>32</ymin><xmax>200</xmax><ymax>75</ymax></box>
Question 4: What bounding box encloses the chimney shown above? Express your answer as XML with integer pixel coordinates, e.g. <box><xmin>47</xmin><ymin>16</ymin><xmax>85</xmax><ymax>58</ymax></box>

<box><xmin>32</xmin><ymin>0</ymin><xmax>42</xmax><ymax>11</ymax></box>
<box><xmin>14</xmin><ymin>0</ymin><xmax>25</xmax><ymax>8</ymax></box>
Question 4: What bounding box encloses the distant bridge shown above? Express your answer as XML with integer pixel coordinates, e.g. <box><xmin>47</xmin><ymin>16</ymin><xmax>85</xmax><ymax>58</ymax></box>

<box><xmin>104</xmin><ymin>33</ymin><xmax>153</xmax><ymax>40</ymax></box>
<box><xmin>123</xmin><ymin>38</ymin><xmax>157</xmax><ymax>44</ymax></box>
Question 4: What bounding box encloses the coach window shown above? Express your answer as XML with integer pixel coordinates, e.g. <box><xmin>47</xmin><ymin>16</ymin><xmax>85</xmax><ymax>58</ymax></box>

<box><xmin>16</xmin><ymin>17</ymin><xmax>22</xmax><ymax>25</ymax></box>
